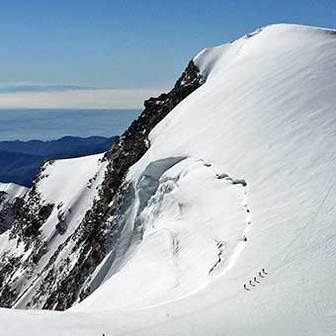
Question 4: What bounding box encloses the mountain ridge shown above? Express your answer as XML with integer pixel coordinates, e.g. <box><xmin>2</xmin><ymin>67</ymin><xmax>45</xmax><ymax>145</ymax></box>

<box><xmin>0</xmin><ymin>59</ymin><xmax>204</xmax><ymax>310</ymax></box>
<box><xmin>0</xmin><ymin>23</ymin><xmax>335</xmax><ymax>336</ymax></box>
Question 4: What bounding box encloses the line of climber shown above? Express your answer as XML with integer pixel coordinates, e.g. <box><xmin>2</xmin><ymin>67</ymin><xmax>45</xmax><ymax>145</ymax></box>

<box><xmin>243</xmin><ymin>269</ymin><xmax>268</xmax><ymax>291</ymax></box>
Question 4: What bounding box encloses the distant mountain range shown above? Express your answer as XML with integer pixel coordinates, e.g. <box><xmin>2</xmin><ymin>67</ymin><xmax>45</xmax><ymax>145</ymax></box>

<box><xmin>0</xmin><ymin>136</ymin><xmax>117</xmax><ymax>186</ymax></box>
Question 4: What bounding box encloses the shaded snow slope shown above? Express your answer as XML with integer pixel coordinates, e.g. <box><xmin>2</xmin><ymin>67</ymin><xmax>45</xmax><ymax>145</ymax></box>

<box><xmin>1</xmin><ymin>23</ymin><xmax>336</xmax><ymax>335</ymax></box>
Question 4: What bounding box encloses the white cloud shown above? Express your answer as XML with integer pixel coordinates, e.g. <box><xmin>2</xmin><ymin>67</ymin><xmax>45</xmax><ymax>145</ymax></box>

<box><xmin>0</xmin><ymin>83</ymin><xmax>98</xmax><ymax>93</ymax></box>
<box><xmin>0</xmin><ymin>88</ymin><xmax>165</xmax><ymax>109</ymax></box>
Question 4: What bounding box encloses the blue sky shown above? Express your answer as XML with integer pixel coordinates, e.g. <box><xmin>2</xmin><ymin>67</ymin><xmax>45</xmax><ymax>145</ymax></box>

<box><xmin>0</xmin><ymin>0</ymin><xmax>335</xmax><ymax>108</ymax></box>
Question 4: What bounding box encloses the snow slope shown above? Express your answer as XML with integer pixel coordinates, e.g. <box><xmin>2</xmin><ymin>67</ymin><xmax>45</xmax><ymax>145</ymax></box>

<box><xmin>0</xmin><ymin>183</ymin><xmax>28</xmax><ymax>202</ymax></box>
<box><xmin>1</xmin><ymin>23</ymin><xmax>336</xmax><ymax>335</ymax></box>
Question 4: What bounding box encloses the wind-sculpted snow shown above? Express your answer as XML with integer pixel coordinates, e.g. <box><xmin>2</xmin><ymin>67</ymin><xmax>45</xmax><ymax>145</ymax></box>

<box><xmin>81</xmin><ymin>157</ymin><xmax>187</xmax><ymax>294</ymax></box>
<box><xmin>1</xmin><ymin>23</ymin><xmax>336</xmax><ymax>336</ymax></box>
<box><xmin>75</xmin><ymin>158</ymin><xmax>250</xmax><ymax>311</ymax></box>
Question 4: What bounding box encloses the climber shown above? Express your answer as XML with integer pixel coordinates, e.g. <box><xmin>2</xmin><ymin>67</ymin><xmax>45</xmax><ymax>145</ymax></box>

<box><xmin>262</xmin><ymin>268</ymin><xmax>267</xmax><ymax>274</ymax></box>
<box><xmin>259</xmin><ymin>271</ymin><xmax>264</xmax><ymax>278</ymax></box>
<box><xmin>243</xmin><ymin>235</ymin><xmax>247</xmax><ymax>242</ymax></box>
<box><xmin>243</xmin><ymin>284</ymin><xmax>247</xmax><ymax>290</ymax></box>
<box><xmin>249</xmin><ymin>280</ymin><xmax>255</xmax><ymax>287</ymax></box>
<box><xmin>216</xmin><ymin>173</ymin><xmax>229</xmax><ymax>179</ymax></box>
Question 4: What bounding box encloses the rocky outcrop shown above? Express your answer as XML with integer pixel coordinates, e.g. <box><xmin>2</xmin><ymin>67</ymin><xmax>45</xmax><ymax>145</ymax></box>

<box><xmin>0</xmin><ymin>192</ymin><xmax>19</xmax><ymax>234</ymax></box>
<box><xmin>0</xmin><ymin>185</ymin><xmax>28</xmax><ymax>234</ymax></box>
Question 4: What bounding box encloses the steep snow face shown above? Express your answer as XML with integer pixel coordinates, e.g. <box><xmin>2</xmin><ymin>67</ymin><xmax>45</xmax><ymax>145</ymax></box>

<box><xmin>1</xmin><ymin>24</ymin><xmax>336</xmax><ymax>335</ymax></box>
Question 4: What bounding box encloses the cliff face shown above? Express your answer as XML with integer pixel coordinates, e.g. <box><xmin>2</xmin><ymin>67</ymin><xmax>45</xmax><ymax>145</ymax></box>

<box><xmin>0</xmin><ymin>60</ymin><xmax>204</xmax><ymax>310</ymax></box>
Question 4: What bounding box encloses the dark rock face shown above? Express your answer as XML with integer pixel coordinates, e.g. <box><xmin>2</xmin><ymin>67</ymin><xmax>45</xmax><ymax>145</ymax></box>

<box><xmin>0</xmin><ymin>192</ymin><xmax>15</xmax><ymax>234</ymax></box>
<box><xmin>0</xmin><ymin>60</ymin><xmax>204</xmax><ymax>310</ymax></box>
<box><xmin>0</xmin><ymin>191</ymin><xmax>9</xmax><ymax>233</ymax></box>
<box><xmin>0</xmin><ymin>192</ymin><xmax>26</xmax><ymax>235</ymax></box>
